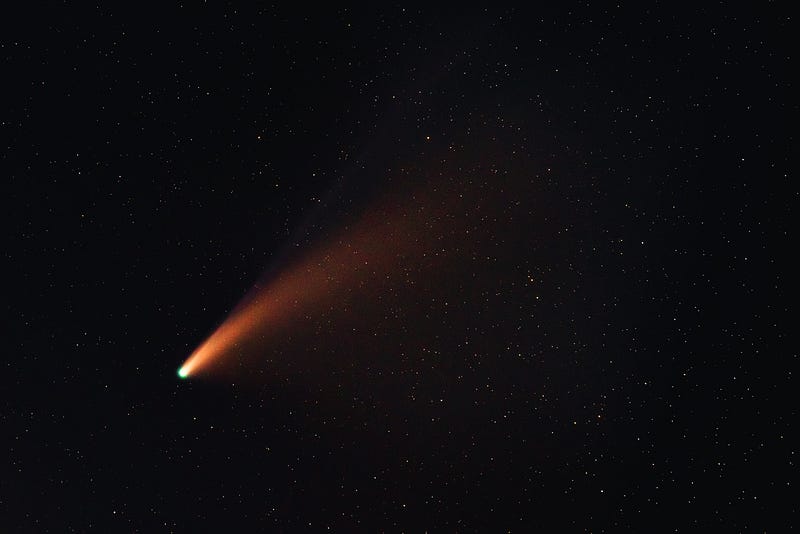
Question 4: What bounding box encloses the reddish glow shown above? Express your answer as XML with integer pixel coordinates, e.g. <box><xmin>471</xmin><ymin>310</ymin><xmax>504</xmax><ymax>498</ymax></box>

<box><xmin>178</xmin><ymin>181</ymin><xmax>458</xmax><ymax>378</ymax></box>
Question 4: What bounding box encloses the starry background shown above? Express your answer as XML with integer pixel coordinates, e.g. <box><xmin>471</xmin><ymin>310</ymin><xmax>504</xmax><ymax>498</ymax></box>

<box><xmin>3</xmin><ymin>4</ymin><xmax>794</xmax><ymax>531</ymax></box>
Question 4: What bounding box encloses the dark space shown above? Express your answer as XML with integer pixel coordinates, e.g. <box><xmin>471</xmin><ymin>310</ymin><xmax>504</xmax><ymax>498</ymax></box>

<box><xmin>3</xmin><ymin>4</ymin><xmax>793</xmax><ymax>531</ymax></box>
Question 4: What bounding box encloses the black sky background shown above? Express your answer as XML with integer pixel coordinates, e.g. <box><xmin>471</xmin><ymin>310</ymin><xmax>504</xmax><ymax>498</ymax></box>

<box><xmin>3</xmin><ymin>4</ymin><xmax>794</xmax><ymax>531</ymax></box>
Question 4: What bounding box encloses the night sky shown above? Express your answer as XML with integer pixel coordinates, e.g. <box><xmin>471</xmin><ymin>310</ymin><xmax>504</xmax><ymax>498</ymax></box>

<box><xmin>4</xmin><ymin>4</ymin><xmax>794</xmax><ymax>531</ymax></box>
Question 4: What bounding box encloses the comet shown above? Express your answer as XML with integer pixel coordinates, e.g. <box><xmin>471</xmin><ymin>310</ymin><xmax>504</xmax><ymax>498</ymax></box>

<box><xmin>176</xmin><ymin>179</ymin><xmax>454</xmax><ymax>379</ymax></box>
<box><xmin>176</xmin><ymin>148</ymin><xmax>514</xmax><ymax>379</ymax></box>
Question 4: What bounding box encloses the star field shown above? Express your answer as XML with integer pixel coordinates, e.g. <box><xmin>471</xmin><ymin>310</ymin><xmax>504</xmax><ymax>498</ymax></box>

<box><xmin>3</xmin><ymin>4</ymin><xmax>793</xmax><ymax>531</ymax></box>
